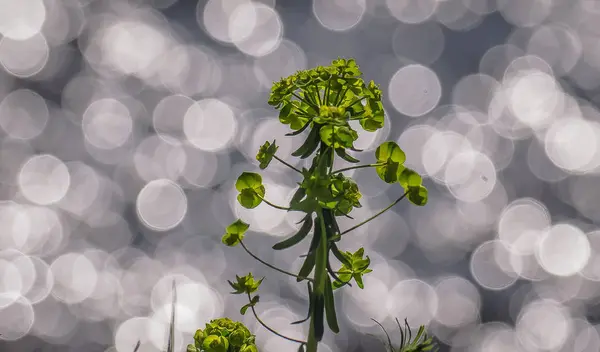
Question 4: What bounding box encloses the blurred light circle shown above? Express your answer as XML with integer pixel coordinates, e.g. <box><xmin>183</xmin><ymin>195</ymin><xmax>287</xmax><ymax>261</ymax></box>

<box><xmin>229</xmin><ymin>2</ymin><xmax>283</xmax><ymax>57</ymax></box>
<box><xmin>136</xmin><ymin>179</ymin><xmax>188</xmax><ymax>231</ymax></box>
<box><xmin>516</xmin><ymin>299</ymin><xmax>571</xmax><ymax>351</ymax></box>
<box><xmin>497</xmin><ymin>197</ymin><xmax>551</xmax><ymax>255</ymax></box>
<box><xmin>114</xmin><ymin>317</ymin><xmax>151</xmax><ymax>352</ymax></box>
<box><xmin>313</xmin><ymin>0</ymin><xmax>366</xmax><ymax>32</ymax></box>
<box><xmin>536</xmin><ymin>223</ymin><xmax>591</xmax><ymax>277</ymax></box>
<box><xmin>386</xmin><ymin>0</ymin><xmax>438</xmax><ymax>24</ymax></box>
<box><xmin>0</xmin><ymin>88</ymin><xmax>48</xmax><ymax>140</ymax></box>
<box><xmin>184</xmin><ymin>98</ymin><xmax>237</xmax><ymax>152</ymax></box>
<box><xmin>0</xmin><ymin>294</ymin><xmax>34</xmax><ymax>341</ymax></box>
<box><xmin>18</xmin><ymin>154</ymin><xmax>70</xmax><ymax>205</ymax></box>
<box><xmin>444</xmin><ymin>150</ymin><xmax>497</xmax><ymax>202</ymax></box>
<box><xmin>388</xmin><ymin>64</ymin><xmax>441</xmax><ymax>117</ymax></box>
<box><xmin>50</xmin><ymin>252</ymin><xmax>98</xmax><ymax>304</ymax></box>
<box><xmin>0</xmin><ymin>33</ymin><xmax>49</xmax><ymax>78</ymax></box>
<box><xmin>0</xmin><ymin>0</ymin><xmax>47</xmax><ymax>40</ymax></box>
<box><xmin>82</xmin><ymin>98</ymin><xmax>133</xmax><ymax>150</ymax></box>
<box><xmin>470</xmin><ymin>240</ymin><xmax>519</xmax><ymax>290</ymax></box>
<box><xmin>544</xmin><ymin>116</ymin><xmax>598</xmax><ymax>172</ymax></box>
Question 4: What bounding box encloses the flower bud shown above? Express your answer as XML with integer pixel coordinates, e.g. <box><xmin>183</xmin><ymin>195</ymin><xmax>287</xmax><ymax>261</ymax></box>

<box><xmin>202</xmin><ymin>335</ymin><xmax>229</xmax><ymax>352</ymax></box>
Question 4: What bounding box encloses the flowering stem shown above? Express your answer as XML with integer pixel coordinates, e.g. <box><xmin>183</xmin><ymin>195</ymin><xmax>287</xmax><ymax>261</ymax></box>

<box><xmin>247</xmin><ymin>292</ymin><xmax>307</xmax><ymax>345</ymax></box>
<box><xmin>273</xmin><ymin>155</ymin><xmax>302</xmax><ymax>174</ymax></box>
<box><xmin>306</xmin><ymin>207</ymin><xmax>329</xmax><ymax>352</ymax></box>
<box><xmin>340</xmin><ymin>191</ymin><xmax>409</xmax><ymax>236</ymax></box>
<box><xmin>240</xmin><ymin>241</ymin><xmax>313</xmax><ymax>283</ymax></box>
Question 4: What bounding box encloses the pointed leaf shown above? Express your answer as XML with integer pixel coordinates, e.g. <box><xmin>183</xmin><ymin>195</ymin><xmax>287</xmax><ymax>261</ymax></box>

<box><xmin>335</xmin><ymin>148</ymin><xmax>360</xmax><ymax>163</ymax></box>
<box><xmin>272</xmin><ymin>214</ymin><xmax>313</xmax><ymax>250</ymax></box>
<box><xmin>292</xmin><ymin>126</ymin><xmax>321</xmax><ymax>158</ymax></box>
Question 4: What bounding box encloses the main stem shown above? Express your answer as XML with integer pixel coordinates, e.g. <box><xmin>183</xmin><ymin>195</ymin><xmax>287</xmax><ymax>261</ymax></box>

<box><xmin>306</xmin><ymin>144</ymin><xmax>332</xmax><ymax>352</ymax></box>
<box><xmin>307</xmin><ymin>207</ymin><xmax>328</xmax><ymax>352</ymax></box>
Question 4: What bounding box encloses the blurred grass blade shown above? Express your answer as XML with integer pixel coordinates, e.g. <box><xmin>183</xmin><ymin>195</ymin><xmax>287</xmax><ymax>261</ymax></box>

<box><xmin>165</xmin><ymin>279</ymin><xmax>177</xmax><ymax>352</ymax></box>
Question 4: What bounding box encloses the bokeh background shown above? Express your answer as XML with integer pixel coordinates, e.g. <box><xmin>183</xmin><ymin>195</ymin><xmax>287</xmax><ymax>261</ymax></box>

<box><xmin>1</xmin><ymin>0</ymin><xmax>600</xmax><ymax>351</ymax></box>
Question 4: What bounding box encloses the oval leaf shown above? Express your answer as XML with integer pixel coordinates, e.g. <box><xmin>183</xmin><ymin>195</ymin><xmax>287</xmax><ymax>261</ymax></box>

<box><xmin>375</xmin><ymin>141</ymin><xmax>406</xmax><ymax>183</ymax></box>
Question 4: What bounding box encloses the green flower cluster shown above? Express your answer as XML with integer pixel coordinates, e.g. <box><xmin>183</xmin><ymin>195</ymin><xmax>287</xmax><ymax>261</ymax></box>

<box><xmin>187</xmin><ymin>318</ymin><xmax>257</xmax><ymax>352</ymax></box>
<box><xmin>301</xmin><ymin>170</ymin><xmax>362</xmax><ymax>216</ymax></box>
<box><xmin>267</xmin><ymin>58</ymin><xmax>385</xmax><ymax>162</ymax></box>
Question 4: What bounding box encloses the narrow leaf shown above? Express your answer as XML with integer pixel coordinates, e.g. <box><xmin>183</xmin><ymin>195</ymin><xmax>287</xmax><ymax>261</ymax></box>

<box><xmin>292</xmin><ymin>126</ymin><xmax>320</xmax><ymax>158</ymax></box>
<box><xmin>313</xmin><ymin>293</ymin><xmax>325</xmax><ymax>341</ymax></box>
<box><xmin>273</xmin><ymin>214</ymin><xmax>313</xmax><ymax>250</ymax></box>
<box><xmin>334</xmin><ymin>148</ymin><xmax>360</xmax><ymax>163</ymax></box>
<box><xmin>323</xmin><ymin>275</ymin><xmax>339</xmax><ymax>333</ymax></box>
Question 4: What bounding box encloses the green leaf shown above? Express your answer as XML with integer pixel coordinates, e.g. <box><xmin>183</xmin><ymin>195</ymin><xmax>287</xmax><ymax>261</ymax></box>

<box><xmin>297</xmin><ymin>251</ymin><xmax>316</xmax><ymax>282</ymax></box>
<box><xmin>298</xmin><ymin>344</ymin><xmax>305</xmax><ymax>352</ymax></box>
<box><xmin>319</xmin><ymin>125</ymin><xmax>358</xmax><ymax>149</ymax></box>
<box><xmin>256</xmin><ymin>140</ymin><xmax>278</xmax><ymax>169</ymax></box>
<box><xmin>313</xmin><ymin>293</ymin><xmax>325</xmax><ymax>341</ymax></box>
<box><xmin>375</xmin><ymin>141</ymin><xmax>406</xmax><ymax>183</ymax></box>
<box><xmin>407</xmin><ymin>185</ymin><xmax>428</xmax><ymax>206</ymax></box>
<box><xmin>285</xmin><ymin>117</ymin><xmax>312</xmax><ymax>136</ymax></box>
<box><xmin>202</xmin><ymin>335</ymin><xmax>229</xmax><ymax>352</ymax></box>
<box><xmin>292</xmin><ymin>125</ymin><xmax>321</xmax><ymax>159</ymax></box>
<box><xmin>228</xmin><ymin>273</ymin><xmax>264</xmax><ymax>295</ymax></box>
<box><xmin>398</xmin><ymin>168</ymin><xmax>422</xmax><ymax>188</ymax></box>
<box><xmin>334</xmin><ymin>148</ymin><xmax>360</xmax><ymax>163</ymax></box>
<box><xmin>235</xmin><ymin>172</ymin><xmax>265</xmax><ymax>209</ymax></box>
<box><xmin>330</xmin><ymin>243</ymin><xmax>351</xmax><ymax>267</ymax></box>
<box><xmin>222</xmin><ymin>219</ymin><xmax>250</xmax><ymax>247</ymax></box>
<box><xmin>290</xmin><ymin>186</ymin><xmax>307</xmax><ymax>207</ymax></box>
<box><xmin>240</xmin><ymin>295</ymin><xmax>260</xmax><ymax>315</ymax></box>
<box><xmin>272</xmin><ymin>214</ymin><xmax>313</xmax><ymax>250</ymax></box>
<box><xmin>324</xmin><ymin>275</ymin><xmax>339</xmax><ymax>333</ymax></box>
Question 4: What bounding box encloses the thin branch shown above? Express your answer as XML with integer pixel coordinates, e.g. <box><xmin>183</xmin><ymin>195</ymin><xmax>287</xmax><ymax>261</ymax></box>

<box><xmin>247</xmin><ymin>293</ymin><xmax>308</xmax><ymax>345</ymax></box>
<box><xmin>256</xmin><ymin>194</ymin><xmax>291</xmax><ymax>211</ymax></box>
<box><xmin>274</xmin><ymin>155</ymin><xmax>302</xmax><ymax>174</ymax></box>
<box><xmin>292</xmin><ymin>92</ymin><xmax>319</xmax><ymax>111</ymax></box>
<box><xmin>340</xmin><ymin>191</ymin><xmax>409</xmax><ymax>236</ymax></box>
<box><xmin>240</xmin><ymin>241</ymin><xmax>314</xmax><ymax>282</ymax></box>
<box><xmin>331</xmin><ymin>163</ymin><xmax>385</xmax><ymax>175</ymax></box>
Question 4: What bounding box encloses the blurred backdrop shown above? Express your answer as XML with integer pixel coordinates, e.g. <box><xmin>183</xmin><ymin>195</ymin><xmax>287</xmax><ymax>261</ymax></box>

<box><xmin>1</xmin><ymin>0</ymin><xmax>600</xmax><ymax>351</ymax></box>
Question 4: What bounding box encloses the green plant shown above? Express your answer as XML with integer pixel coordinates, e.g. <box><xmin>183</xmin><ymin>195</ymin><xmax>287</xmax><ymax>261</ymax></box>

<box><xmin>218</xmin><ymin>57</ymin><xmax>434</xmax><ymax>352</ymax></box>
<box><xmin>371</xmin><ymin>318</ymin><xmax>438</xmax><ymax>352</ymax></box>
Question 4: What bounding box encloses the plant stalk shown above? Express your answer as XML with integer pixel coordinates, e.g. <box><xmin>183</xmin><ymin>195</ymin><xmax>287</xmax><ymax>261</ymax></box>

<box><xmin>306</xmin><ymin>207</ymin><xmax>329</xmax><ymax>352</ymax></box>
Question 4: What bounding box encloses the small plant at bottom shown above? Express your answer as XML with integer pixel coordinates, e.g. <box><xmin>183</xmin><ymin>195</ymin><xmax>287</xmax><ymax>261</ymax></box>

<box><xmin>186</xmin><ymin>318</ymin><xmax>258</xmax><ymax>352</ymax></box>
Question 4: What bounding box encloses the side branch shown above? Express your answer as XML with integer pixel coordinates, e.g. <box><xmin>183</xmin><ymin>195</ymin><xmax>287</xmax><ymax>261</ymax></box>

<box><xmin>274</xmin><ymin>155</ymin><xmax>303</xmax><ymax>174</ymax></box>
<box><xmin>240</xmin><ymin>241</ymin><xmax>314</xmax><ymax>283</ymax></box>
<box><xmin>340</xmin><ymin>191</ymin><xmax>409</xmax><ymax>236</ymax></box>
<box><xmin>247</xmin><ymin>293</ymin><xmax>308</xmax><ymax>345</ymax></box>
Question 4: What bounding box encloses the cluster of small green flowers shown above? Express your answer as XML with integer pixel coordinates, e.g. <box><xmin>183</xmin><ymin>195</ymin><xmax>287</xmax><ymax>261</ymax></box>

<box><xmin>267</xmin><ymin>58</ymin><xmax>385</xmax><ymax>145</ymax></box>
<box><xmin>187</xmin><ymin>318</ymin><xmax>257</xmax><ymax>352</ymax></box>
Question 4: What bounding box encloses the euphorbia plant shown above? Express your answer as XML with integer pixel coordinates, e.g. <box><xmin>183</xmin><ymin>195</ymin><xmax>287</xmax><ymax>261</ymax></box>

<box><xmin>221</xmin><ymin>58</ymin><xmax>430</xmax><ymax>352</ymax></box>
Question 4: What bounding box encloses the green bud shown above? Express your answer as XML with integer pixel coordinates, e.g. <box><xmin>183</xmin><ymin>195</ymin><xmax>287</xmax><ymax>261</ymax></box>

<box><xmin>240</xmin><ymin>343</ymin><xmax>258</xmax><ymax>352</ymax></box>
<box><xmin>202</xmin><ymin>335</ymin><xmax>229</xmax><ymax>352</ymax></box>
<box><xmin>229</xmin><ymin>328</ymin><xmax>249</xmax><ymax>347</ymax></box>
